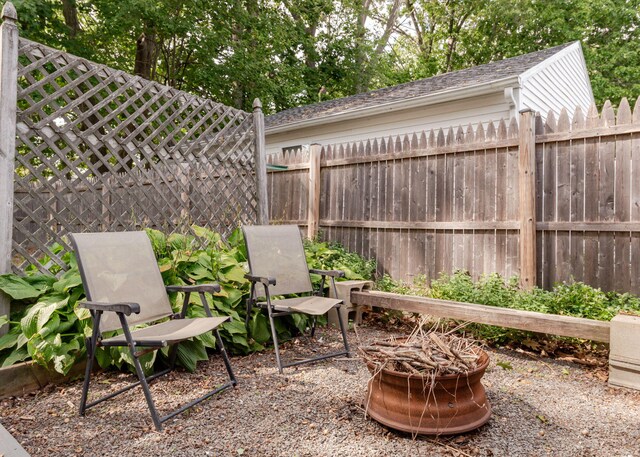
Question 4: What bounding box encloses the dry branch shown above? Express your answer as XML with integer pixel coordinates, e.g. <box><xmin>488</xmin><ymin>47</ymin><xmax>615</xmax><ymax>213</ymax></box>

<box><xmin>360</xmin><ymin>319</ymin><xmax>481</xmax><ymax>376</ymax></box>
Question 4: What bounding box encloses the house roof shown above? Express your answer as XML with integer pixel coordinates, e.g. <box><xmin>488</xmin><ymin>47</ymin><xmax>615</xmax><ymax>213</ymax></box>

<box><xmin>265</xmin><ymin>42</ymin><xmax>574</xmax><ymax>130</ymax></box>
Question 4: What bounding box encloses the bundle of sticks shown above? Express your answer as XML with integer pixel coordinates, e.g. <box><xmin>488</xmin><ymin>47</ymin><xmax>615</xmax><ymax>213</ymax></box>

<box><xmin>360</xmin><ymin>320</ymin><xmax>480</xmax><ymax>376</ymax></box>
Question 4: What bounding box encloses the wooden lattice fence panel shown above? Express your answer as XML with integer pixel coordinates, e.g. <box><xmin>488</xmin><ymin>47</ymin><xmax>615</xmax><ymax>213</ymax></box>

<box><xmin>12</xmin><ymin>38</ymin><xmax>260</xmax><ymax>275</ymax></box>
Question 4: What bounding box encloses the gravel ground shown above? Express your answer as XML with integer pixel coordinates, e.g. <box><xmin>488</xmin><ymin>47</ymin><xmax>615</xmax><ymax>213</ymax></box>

<box><xmin>1</xmin><ymin>323</ymin><xmax>639</xmax><ymax>457</ymax></box>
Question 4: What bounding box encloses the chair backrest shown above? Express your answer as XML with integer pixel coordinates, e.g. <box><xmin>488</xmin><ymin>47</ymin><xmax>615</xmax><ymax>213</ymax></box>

<box><xmin>70</xmin><ymin>231</ymin><xmax>173</xmax><ymax>333</ymax></box>
<box><xmin>242</xmin><ymin>225</ymin><xmax>313</xmax><ymax>296</ymax></box>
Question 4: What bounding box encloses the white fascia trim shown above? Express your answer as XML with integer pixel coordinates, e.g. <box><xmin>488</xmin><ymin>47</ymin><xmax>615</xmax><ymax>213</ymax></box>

<box><xmin>266</xmin><ymin>75</ymin><xmax>520</xmax><ymax>135</ymax></box>
<box><xmin>518</xmin><ymin>42</ymin><xmax>580</xmax><ymax>81</ymax></box>
<box><xmin>575</xmin><ymin>42</ymin><xmax>595</xmax><ymax>103</ymax></box>
<box><xmin>518</xmin><ymin>41</ymin><xmax>595</xmax><ymax>106</ymax></box>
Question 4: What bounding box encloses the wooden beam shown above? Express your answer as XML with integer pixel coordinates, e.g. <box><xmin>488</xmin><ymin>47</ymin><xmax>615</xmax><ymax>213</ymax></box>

<box><xmin>272</xmin><ymin>219</ymin><xmax>640</xmax><ymax>233</ymax></box>
<box><xmin>319</xmin><ymin>220</ymin><xmax>519</xmax><ymax>230</ymax></box>
<box><xmin>536</xmin><ymin>221</ymin><xmax>640</xmax><ymax>232</ymax></box>
<box><xmin>351</xmin><ymin>290</ymin><xmax>610</xmax><ymax>342</ymax></box>
<box><xmin>536</xmin><ymin>121</ymin><xmax>640</xmax><ymax>143</ymax></box>
<box><xmin>0</xmin><ymin>2</ymin><xmax>19</xmax><ymax>335</ymax></box>
<box><xmin>518</xmin><ymin>109</ymin><xmax>537</xmax><ymax>289</ymax></box>
<box><xmin>266</xmin><ymin>123</ymin><xmax>640</xmax><ymax>174</ymax></box>
<box><xmin>307</xmin><ymin>143</ymin><xmax>321</xmax><ymax>239</ymax></box>
<box><xmin>319</xmin><ymin>137</ymin><xmax>519</xmax><ymax>168</ymax></box>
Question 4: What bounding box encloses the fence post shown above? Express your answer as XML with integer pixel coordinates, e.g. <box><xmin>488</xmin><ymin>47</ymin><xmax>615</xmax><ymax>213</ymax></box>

<box><xmin>307</xmin><ymin>143</ymin><xmax>321</xmax><ymax>239</ymax></box>
<box><xmin>252</xmin><ymin>98</ymin><xmax>269</xmax><ymax>225</ymax></box>
<box><xmin>0</xmin><ymin>2</ymin><xmax>18</xmax><ymax>333</ymax></box>
<box><xmin>518</xmin><ymin>109</ymin><xmax>537</xmax><ymax>289</ymax></box>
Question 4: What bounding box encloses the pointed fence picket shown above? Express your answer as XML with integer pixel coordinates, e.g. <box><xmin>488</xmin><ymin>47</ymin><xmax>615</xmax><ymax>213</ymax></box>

<box><xmin>267</xmin><ymin>100</ymin><xmax>640</xmax><ymax>294</ymax></box>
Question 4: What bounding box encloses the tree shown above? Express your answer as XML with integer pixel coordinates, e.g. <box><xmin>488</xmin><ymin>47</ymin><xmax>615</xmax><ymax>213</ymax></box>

<box><xmin>9</xmin><ymin>0</ymin><xmax>640</xmax><ymax>111</ymax></box>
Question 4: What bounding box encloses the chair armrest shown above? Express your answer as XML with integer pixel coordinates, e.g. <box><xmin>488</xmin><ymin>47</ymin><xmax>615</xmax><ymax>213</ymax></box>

<box><xmin>166</xmin><ymin>284</ymin><xmax>221</xmax><ymax>293</ymax></box>
<box><xmin>244</xmin><ymin>274</ymin><xmax>276</xmax><ymax>287</ymax></box>
<box><xmin>309</xmin><ymin>269</ymin><xmax>345</xmax><ymax>278</ymax></box>
<box><xmin>166</xmin><ymin>284</ymin><xmax>221</xmax><ymax>319</ymax></box>
<box><xmin>79</xmin><ymin>301</ymin><xmax>141</xmax><ymax>316</ymax></box>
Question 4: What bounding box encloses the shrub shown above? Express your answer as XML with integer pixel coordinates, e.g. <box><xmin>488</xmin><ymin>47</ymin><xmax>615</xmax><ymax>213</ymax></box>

<box><xmin>0</xmin><ymin>227</ymin><xmax>375</xmax><ymax>375</ymax></box>
<box><xmin>376</xmin><ymin>270</ymin><xmax>640</xmax><ymax>345</ymax></box>
<box><xmin>304</xmin><ymin>238</ymin><xmax>376</xmax><ymax>284</ymax></box>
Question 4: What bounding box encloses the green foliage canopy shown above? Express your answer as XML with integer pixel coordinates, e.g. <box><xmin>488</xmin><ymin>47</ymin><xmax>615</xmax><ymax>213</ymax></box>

<box><xmin>8</xmin><ymin>1</ymin><xmax>640</xmax><ymax>116</ymax></box>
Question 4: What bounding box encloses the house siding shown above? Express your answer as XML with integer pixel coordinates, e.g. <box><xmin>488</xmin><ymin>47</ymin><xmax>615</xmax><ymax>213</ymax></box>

<box><xmin>519</xmin><ymin>43</ymin><xmax>594</xmax><ymax>121</ymax></box>
<box><xmin>266</xmin><ymin>92</ymin><xmax>511</xmax><ymax>155</ymax></box>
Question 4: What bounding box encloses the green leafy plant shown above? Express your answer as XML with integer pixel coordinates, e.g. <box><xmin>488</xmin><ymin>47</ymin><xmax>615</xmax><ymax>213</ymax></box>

<box><xmin>0</xmin><ymin>250</ymin><xmax>88</xmax><ymax>375</ymax></box>
<box><xmin>0</xmin><ymin>227</ymin><xmax>375</xmax><ymax>375</ymax></box>
<box><xmin>304</xmin><ymin>238</ymin><xmax>376</xmax><ymax>286</ymax></box>
<box><xmin>377</xmin><ymin>270</ymin><xmax>640</xmax><ymax>345</ymax></box>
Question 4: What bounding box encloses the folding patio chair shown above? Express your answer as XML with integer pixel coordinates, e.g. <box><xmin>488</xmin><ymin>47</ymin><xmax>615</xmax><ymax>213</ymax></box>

<box><xmin>70</xmin><ymin>231</ymin><xmax>237</xmax><ymax>431</ymax></box>
<box><xmin>242</xmin><ymin>225</ymin><xmax>350</xmax><ymax>373</ymax></box>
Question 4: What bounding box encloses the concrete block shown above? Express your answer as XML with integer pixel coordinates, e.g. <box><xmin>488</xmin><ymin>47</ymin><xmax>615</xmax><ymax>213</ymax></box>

<box><xmin>0</xmin><ymin>422</ymin><xmax>30</xmax><ymax>457</ymax></box>
<box><xmin>328</xmin><ymin>280</ymin><xmax>373</xmax><ymax>327</ymax></box>
<box><xmin>609</xmin><ymin>313</ymin><xmax>640</xmax><ymax>390</ymax></box>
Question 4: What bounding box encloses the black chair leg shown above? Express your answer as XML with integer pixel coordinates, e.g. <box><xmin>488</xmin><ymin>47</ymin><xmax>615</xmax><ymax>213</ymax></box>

<box><xmin>167</xmin><ymin>344</ymin><xmax>179</xmax><ymax>371</ymax></box>
<box><xmin>214</xmin><ymin>329</ymin><xmax>237</xmax><ymax>385</ymax></box>
<box><xmin>310</xmin><ymin>316</ymin><xmax>317</xmax><ymax>338</ymax></box>
<box><xmin>80</xmin><ymin>312</ymin><xmax>102</xmax><ymax>416</ymax></box>
<box><xmin>336</xmin><ymin>304</ymin><xmax>351</xmax><ymax>356</ymax></box>
<box><xmin>131</xmin><ymin>349</ymin><xmax>163</xmax><ymax>431</ymax></box>
<box><xmin>79</xmin><ymin>341</ymin><xmax>95</xmax><ymax>416</ymax></box>
<box><xmin>267</xmin><ymin>312</ymin><xmax>284</xmax><ymax>373</ymax></box>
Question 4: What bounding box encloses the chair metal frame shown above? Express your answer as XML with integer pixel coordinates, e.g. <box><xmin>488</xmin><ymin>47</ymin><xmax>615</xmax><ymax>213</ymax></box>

<box><xmin>243</xmin><ymin>225</ymin><xmax>351</xmax><ymax>373</ymax></box>
<box><xmin>71</xmin><ymin>233</ymin><xmax>237</xmax><ymax>431</ymax></box>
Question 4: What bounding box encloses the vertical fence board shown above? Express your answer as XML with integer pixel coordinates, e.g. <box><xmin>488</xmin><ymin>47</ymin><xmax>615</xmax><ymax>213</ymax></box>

<box><xmin>598</xmin><ymin>102</ymin><xmax>616</xmax><ymax>291</ymax></box>
<box><xmin>264</xmin><ymin>103</ymin><xmax>640</xmax><ymax>295</ymax></box>
<box><xmin>542</xmin><ymin>112</ymin><xmax>557</xmax><ymax>288</ymax></box>
<box><xmin>434</xmin><ymin>131</ymin><xmax>446</xmax><ymax>276</ymax></box>
<box><xmin>556</xmin><ymin>109</ymin><xmax>571</xmax><ymax>283</ymax></box>
<box><xmin>453</xmin><ymin>139</ymin><xmax>465</xmax><ymax>271</ymax></box>
<box><xmin>570</xmin><ymin>107</ymin><xmax>586</xmax><ymax>283</ymax></box>
<box><xmin>369</xmin><ymin>142</ymin><xmax>379</xmax><ymax>264</ymax></box>
<box><xmin>631</xmin><ymin>100</ymin><xmax>640</xmax><ymax>294</ymax></box>
<box><xmin>495</xmin><ymin>121</ymin><xmax>508</xmax><ymax>276</ymax></box>
<box><xmin>342</xmin><ymin>145</ymin><xmax>353</xmax><ymax>251</ymax></box>
<box><xmin>398</xmin><ymin>137</ymin><xmax>410</xmax><ymax>279</ymax></box>
<box><xmin>505</xmin><ymin>121</ymin><xmax>519</xmax><ymax>278</ymax></box>
<box><xmin>484</xmin><ymin>137</ymin><xmax>497</xmax><ymax>276</ymax></box>
<box><xmin>614</xmin><ymin>99</ymin><xmax>632</xmax><ymax>291</ymax></box>
<box><xmin>473</xmin><ymin>125</ymin><xmax>486</xmax><ymax>280</ymax></box>
<box><xmin>583</xmin><ymin>105</ymin><xmax>600</xmax><ymax>286</ymax></box>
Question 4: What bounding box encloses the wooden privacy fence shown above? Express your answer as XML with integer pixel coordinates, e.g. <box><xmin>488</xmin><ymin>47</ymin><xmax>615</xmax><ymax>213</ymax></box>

<box><xmin>0</xmin><ymin>18</ymin><xmax>268</xmax><ymax>279</ymax></box>
<box><xmin>267</xmin><ymin>99</ymin><xmax>640</xmax><ymax>295</ymax></box>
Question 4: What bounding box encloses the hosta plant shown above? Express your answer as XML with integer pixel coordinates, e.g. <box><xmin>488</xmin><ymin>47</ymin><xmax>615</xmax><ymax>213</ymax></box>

<box><xmin>0</xmin><ymin>226</ymin><xmax>375</xmax><ymax>375</ymax></box>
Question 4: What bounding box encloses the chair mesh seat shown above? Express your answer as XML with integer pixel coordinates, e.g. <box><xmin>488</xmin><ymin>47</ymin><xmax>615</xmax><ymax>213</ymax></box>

<box><xmin>101</xmin><ymin>316</ymin><xmax>229</xmax><ymax>346</ymax></box>
<box><xmin>258</xmin><ymin>296</ymin><xmax>341</xmax><ymax>315</ymax></box>
<box><xmin>243</xmin><ymin>224</ymin><xmax>351</xmax><ymax>372</ymax></box>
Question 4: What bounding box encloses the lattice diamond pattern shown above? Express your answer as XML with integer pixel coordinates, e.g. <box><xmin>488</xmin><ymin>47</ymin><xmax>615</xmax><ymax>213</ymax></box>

<box><xmin>13</xmin><ymin>39</ymin><xmax>259</xmax><ymax>275</ymax></box>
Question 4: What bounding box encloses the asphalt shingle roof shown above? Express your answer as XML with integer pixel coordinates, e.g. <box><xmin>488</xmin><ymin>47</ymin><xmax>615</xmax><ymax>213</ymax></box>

<box><xmin>265</xmin><ymin>43</ymin><xmax>573</xmax><ymax>129</ymax></box>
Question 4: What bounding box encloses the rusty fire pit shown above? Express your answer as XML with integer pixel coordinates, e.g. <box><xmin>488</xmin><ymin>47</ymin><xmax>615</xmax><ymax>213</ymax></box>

<box><xmin>365</xmin><ymin>348</ymin><xmax>491</xmax><ymax>435</ymax></box>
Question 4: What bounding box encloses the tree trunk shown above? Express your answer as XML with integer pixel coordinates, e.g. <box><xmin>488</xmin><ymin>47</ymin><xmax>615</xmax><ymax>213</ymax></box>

<box><xmin>61</xmin><ymin>0</ymin><xmax>81</xmax><ymax>38</ymax></box>
<box><xmin>135</xmin><ymin>32</ymin><xmax>156</xmax><ymax>80</ymax></box>
<box><xmin>353</xmin><ymin>0</ymin><xmax>372</xmax><ymax>94</ymax></box>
